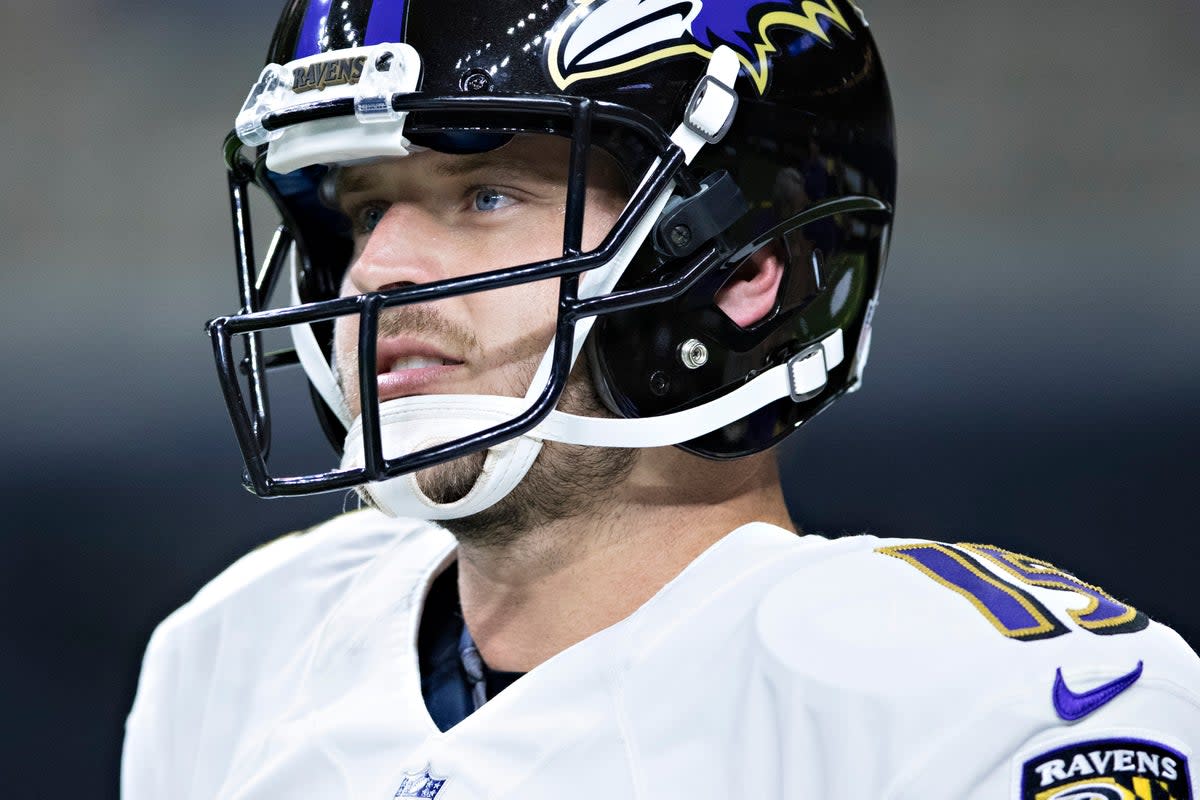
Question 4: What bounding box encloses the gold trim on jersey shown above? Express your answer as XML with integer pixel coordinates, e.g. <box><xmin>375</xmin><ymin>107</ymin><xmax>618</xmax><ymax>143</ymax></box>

<box><xmin>961</xmin><ymin>543</ymin><xmax>1141</xmax><ymax>633</ymax></box>
<box><xmin>877</xmin><ymin>543</ymin><xmax>1061</xmax><ymax>639</ymax></box>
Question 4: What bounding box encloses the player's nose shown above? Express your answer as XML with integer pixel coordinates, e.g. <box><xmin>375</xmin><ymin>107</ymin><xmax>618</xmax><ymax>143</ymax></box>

<box><xmin>345</xmin><ymin>204</ymin><xmax>447</xmax><ymax>295</ymax></box>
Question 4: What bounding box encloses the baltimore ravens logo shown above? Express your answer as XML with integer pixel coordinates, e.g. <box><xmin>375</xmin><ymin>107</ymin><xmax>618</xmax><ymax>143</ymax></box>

<box><xmin>545</xmin><ymin>0</ymin><xmax>855</xmax><ymax>95</ymax></box>
<box><xmin>1019</xmin><ymin>739</ymin><xmax>1192</xmax><ymax>800</ymax></box>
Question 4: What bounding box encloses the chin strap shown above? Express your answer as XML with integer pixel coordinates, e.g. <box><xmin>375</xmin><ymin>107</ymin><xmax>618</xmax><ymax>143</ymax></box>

<box><xmin>540</xmin><ymin>328</ymin><xmax>842</xmax><ymax>446</ymax></box>
<box><xmin>339</xmin><ymin>328</ymin><xmax>843</xmax><ymax>518</ymax></box>
<box><xmin>306</xmin><ymin>47</ymin><xmax>749</xmax><ymax>519</ymax></box>
<box><xmin>346</xmin><ymin>327</ymin><xmax>841</xmax><ymax>446</ymax></box>
<box><xmin>289</xmin><ymin>251</ymin><xmax>353</xmax><ymax>427</ymax></box>
<box><xmin>340</xmin><ymin>409</ymin><xmax>545</xmax><ymax>519</ymax></box>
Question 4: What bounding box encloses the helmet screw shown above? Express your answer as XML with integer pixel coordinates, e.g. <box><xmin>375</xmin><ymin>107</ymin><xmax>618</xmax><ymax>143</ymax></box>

<box><xmin>668</xmin><ymin>224</ymin><xmax>692</xmax><ymax>250</ymax></box>
<box><xmin>460</xmin><ymin>68</ymin><xmax>493</xmax><ymax>93</ymax></box>
<box><xmin>375</xmin><ymin>52</ymin><xmax>393</xmax><ymax>71</ymax></box>
<box><xmin>679</xmin><ymin>339</ymin><xmax>708</xmax><ymax>369</ymax></box>
<box><xmin>649</xmin><ymin>371</ymin><xmax>670</xmax><ymax>396</ymax></box>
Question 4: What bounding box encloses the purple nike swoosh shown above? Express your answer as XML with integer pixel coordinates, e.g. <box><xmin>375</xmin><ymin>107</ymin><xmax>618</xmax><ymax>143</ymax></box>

<box><xmin>1053</xmin><ymin>660</ymin><xmax>1143</xmax><ymax>722</ymax></box>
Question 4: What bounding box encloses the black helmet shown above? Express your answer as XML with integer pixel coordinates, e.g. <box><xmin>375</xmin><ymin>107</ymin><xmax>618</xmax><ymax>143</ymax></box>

<box><xmin>209</xmin><ymin>0</ymin><xmax>896</xmax><ymax>515</ymax></box>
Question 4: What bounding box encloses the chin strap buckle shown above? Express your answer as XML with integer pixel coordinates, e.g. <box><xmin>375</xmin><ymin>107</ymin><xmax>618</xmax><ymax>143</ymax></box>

<box><xmin>787</xmin><ymin>328</ymin><xmax>845</xmax><ymax>402</ymax></box>
<box><xmin>671</xmin><ymin>45</ymin><xmax>742</xmax><ymax>163</ymax></box>
<box><xmin>684</xmin><ymin>73</ymin><xmax>739</xmax><ymax>144</ymax></box>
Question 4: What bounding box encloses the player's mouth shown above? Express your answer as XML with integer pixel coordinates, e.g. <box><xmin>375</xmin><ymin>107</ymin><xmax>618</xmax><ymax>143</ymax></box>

<box><xmin>374</xmin><ymin>338</ymin><xmax>464</xmax><ymax>401</ymax></box>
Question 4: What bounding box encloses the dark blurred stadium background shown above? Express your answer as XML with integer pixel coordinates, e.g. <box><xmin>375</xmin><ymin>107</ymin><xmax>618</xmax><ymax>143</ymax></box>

<box><xmin>1</xmin><ymin>2</ymin><xmax>1197</xmax><ymax>796</ymax></box>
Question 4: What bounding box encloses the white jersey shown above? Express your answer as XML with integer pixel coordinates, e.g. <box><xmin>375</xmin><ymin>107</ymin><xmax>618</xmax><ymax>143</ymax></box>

<box><xmin>122</xmin><ymin>511</ymin><xmax>1200</xmax><ymax>799</ymax></box>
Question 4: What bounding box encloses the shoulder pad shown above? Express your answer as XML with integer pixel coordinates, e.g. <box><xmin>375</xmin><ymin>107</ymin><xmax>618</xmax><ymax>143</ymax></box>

<box><xmin>755</xmin><ymin>536</ymin><xmax>1197</xmax><ymax>693</ymax></box>
<box><xmin>158</xmin><ymin>510</ymin><xmax>447</xmax><ymax>637</ymax></box>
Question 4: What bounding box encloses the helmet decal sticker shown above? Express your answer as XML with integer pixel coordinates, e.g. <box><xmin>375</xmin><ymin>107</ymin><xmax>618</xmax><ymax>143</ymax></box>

<box><xmin>546</xmin><ymin>0</ymin><xmax>852</xmax><ymax>95</ymax></box>
<box><xmin>294</xmin><ymin>0</ymin><xmax>408</xmax><ymax>59</ymax></box>
<box><xmin>363</xmin><ymin>0</ymin><xmax>408</xmax><ymax>50</ymax></box>
<box><xmin>292</xmin><ymin>55</ymin><xmax>368</xmax><ymax>93</ymax></box>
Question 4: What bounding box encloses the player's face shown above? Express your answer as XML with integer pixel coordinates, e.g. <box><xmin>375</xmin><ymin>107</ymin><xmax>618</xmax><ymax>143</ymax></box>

<box><xmin>332</xmin><ymin>134</ymin><xmax>627</xmax><ymax>414</ymax></box>
<box><xmin>331</xmin><ymin>134</ymin><xmax>635</xmax><ymax>527</ymax></box>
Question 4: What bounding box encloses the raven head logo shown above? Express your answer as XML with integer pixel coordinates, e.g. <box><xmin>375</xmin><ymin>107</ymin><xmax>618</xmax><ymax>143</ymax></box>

<box><xmin>545</xmin><ymin>0</ymin><xmax>854</xmax><ymax>95</ymax></box>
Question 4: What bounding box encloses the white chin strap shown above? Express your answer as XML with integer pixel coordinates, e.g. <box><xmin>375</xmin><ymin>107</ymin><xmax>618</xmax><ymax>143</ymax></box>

<box><xmin>340</xmin><ymin>405</ymin><xmax>545</xmax><ymax>519</ymax></box>
<box><xmin>337</xmin><ymin>327</ymin><xmax>843</xmax><ymax>518</ymax></box>
<box><xmin>289</xmin><ymin>47</ymin><xmax>833</xmax><ymax>521</ymax></box>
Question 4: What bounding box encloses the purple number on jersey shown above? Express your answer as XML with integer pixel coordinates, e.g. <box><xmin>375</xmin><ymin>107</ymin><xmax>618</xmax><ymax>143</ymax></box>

<box><xmin>961</xmin><ymin>544</ymin><xmax>1147</xmax><ymax>635</ymax></box>
<box><xmin>877</xmin><ymin>543</ymin><xmax>1147</xmax><ymax>640</ymax></box>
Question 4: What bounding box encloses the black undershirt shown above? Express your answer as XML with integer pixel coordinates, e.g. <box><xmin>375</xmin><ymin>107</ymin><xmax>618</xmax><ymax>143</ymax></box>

<box><xmin>416</xmin><ymin>563</ymin><xmax>525</xmax><ymax>732</ymax></box>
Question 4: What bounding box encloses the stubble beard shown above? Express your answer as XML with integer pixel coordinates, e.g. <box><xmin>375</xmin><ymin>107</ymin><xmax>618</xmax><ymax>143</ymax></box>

<box><xmin>416</xmin><ymin>363</ymin><xmax>638</xmax><ymax>549</ymax></box>
<box><xmin>337</xmin><ymin>310</ymin><xmax>637</xmax><ymax>548</ymax></box>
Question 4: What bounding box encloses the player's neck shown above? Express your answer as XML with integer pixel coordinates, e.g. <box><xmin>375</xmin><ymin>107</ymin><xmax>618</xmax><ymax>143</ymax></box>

<box><xmin>454</xmin><ymin>451</ymin><xmax>794</xmax><ymax>673</ymax></box>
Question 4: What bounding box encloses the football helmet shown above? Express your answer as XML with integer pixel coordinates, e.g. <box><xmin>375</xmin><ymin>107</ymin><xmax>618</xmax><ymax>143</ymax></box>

<box><xmin>208</xmin><ymin>0</ymin><xmax>897</xmax><ymax>518</ymax></box>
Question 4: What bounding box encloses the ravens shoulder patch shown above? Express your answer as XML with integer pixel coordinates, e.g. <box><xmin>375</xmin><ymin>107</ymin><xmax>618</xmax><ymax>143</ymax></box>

<box><xmin>1020</xmin><ymin>738</ymin><xmax>1191</xmax><ymax>799</ymax></box>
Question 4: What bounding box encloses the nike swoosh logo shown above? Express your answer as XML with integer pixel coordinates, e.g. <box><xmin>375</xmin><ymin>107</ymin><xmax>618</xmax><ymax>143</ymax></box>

<box><xmin>1053</xmin><ymin>660</ymin><xmax>1143</xmax><ymax>722</ymax></box>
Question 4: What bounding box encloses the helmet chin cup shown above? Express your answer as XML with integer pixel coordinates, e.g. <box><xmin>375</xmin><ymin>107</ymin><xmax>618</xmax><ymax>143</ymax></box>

<box><xmin>339</xmin><ymin>397</ymin><xmax>544</xmax><ymax>519</ymax></box>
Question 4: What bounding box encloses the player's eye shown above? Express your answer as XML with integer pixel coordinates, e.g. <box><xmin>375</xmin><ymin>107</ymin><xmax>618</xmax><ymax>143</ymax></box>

<box><xmin>355</xmin><ymin>204</ymin><xmax>387</xmax><ymax>234</ymax></box>
<box><xmin>472</xmin><ymin>188</ymin><xmax>516</xmax><ymax>212</ymax></box>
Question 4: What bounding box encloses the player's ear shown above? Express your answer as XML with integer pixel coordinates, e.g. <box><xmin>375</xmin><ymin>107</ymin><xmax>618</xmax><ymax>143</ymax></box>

<box><xmin>714</xmin><ymin>242</ymin><xmax>785</xmax><ymax>328</ymax></box>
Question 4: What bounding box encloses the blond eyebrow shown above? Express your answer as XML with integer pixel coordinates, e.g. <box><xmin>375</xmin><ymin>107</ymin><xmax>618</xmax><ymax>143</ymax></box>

<box><xmin>332</xmin><ymin>167</ymin><xmax>376</xmax><ymax>196</ymax></box>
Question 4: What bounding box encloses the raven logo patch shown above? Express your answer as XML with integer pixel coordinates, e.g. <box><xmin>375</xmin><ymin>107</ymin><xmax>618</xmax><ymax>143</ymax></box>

<box><xmin>1021</xmin><ymin>739</ymin><xmax>1191</xmax><ymax>799</ymax></box>
<box><xmin>545</xmin><ymin>0</ymin><xmax>853</xmax><ymax>95</ymax></box>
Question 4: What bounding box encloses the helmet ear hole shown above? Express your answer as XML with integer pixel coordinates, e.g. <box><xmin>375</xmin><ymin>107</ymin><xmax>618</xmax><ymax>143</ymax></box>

<box><xmin>714</xmin><ymin>240</ymin><xmax>786</xmax><ymax>329</ymax></box>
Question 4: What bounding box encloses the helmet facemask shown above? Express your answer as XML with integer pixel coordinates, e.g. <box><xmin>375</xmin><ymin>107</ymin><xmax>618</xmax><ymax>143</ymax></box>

<box><xmin>210</xmin><ymin>2</ymin><xmax>896</xmax><ymax>519</ymax></box>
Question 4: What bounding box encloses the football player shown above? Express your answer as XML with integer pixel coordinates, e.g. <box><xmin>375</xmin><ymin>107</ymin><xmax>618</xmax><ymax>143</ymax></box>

<box><xmin>123</xmin><ymin>1</ymin><xmax>1200</xmax><ymax>798</ymax></box>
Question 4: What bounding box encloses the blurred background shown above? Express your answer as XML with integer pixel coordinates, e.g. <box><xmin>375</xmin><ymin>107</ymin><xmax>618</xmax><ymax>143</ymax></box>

<box><xmin>2</xmin><ymin>1</ymin><xmax>1197</xmax><ymax>795</ymax></box>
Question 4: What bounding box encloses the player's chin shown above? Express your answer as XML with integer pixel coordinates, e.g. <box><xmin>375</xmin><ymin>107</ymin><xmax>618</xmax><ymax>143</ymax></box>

<box><xmin>414</xmin><ymin>450</ymin><xmax>488</xmax><ymax>505</ymax></box>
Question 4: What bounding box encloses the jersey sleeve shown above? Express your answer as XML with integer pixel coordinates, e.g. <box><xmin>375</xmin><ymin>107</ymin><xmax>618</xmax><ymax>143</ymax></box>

<box><xmin>121</xmin><ymin>619</ymin><xmax>181</xmax><ymax>800</ymax></box>
<box><xmin>888</xmin><ymin>631</ymin><xmax>1200</xmax><ymax>799</ymax></box>
<box><xmin>753</xmin><ymin>535</ymin><xmax>1200</xmax><ymax>799</ymax></box>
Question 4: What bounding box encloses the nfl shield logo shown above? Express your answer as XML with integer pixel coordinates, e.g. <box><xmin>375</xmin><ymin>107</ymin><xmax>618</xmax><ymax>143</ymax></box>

<box><xmin>394</xmin><ymin>765</ymin><xmax>447</xmax><ymax>798</ymax></box>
